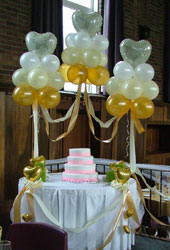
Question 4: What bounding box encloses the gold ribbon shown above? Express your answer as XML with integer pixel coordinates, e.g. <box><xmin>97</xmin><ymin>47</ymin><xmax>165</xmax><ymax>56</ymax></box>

<box><xmin>42</xmin><ymin>84</ymin><xmax>81</xmax><ymax>142</ymax></box>
<box><xmin>84</xmin><ymin>85</ymin><xmax>121</xmax><ymax>143</ymax></box>
<box><xmin>0</xmin><ymin>225</ymin><xmax>2</xmax><ymax>241</ymax></box>
<box><xmin>97</xmin><ymin>189</ymin><xmax>140</xmax><ymax>250</ymax></box>
<box><xmin>84</xmin><ymin>85</ymin><xmax>144</xmax><ymax>143</ymax></box>
<box><xmin>13</xmin><ymin>180</ymin><xmax>41</xmax><ymax>223</ymax></box>
<box><xmin>133</xmin><ymin>173</ymin><xmax>170</xmax><ymax>227</ymax></box>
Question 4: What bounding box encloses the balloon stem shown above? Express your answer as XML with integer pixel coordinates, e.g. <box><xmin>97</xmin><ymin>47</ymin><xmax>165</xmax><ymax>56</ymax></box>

<box><xmin>130</xmin><ymin>113</ymin><xmax>136</xmax><ymax>173</ymax></box>
<box><xmin>32</xmin><ymin>100</ymin><xmax>39</xmax><ymax>158</ymax></box>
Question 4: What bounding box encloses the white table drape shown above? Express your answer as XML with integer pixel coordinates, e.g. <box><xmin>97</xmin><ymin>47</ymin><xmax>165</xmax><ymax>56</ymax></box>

<box><xmin>11</xmin><ymin>174</ymin><xmax>144</xmax><ymax>250</ymax></box>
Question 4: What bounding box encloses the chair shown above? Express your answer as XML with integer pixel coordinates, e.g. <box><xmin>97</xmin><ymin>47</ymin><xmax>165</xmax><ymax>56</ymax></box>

<box><xmin>7</xmin><ymin>222</ymin><xmax>68</xmax><ymax>250</ymax></box>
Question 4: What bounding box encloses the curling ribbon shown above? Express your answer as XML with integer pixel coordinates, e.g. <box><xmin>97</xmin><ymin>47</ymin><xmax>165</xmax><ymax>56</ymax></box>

<box><xmin>42</xmin><ymin>84</ymin><xmax>81</xmax><ymax>142</ymax></box>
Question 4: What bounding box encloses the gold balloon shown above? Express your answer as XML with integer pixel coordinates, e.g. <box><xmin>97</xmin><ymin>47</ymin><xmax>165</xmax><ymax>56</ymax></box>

<box><xmin>67</xmin><ymin>64</ymin><xmax>87</xmax><ymax>85</ymax></box>
<box><xmin>124</xmin><ymin>209</ymin><xmax>133</xmax><ymax>219</ymax></box>
<box><xmin>22</xmin><ymin>214</ymin><xmax>32</xmax><ymax>222</ymax></box>
<box><xmin>37</xmin><ymin>86</ymin><xmax>60</xmax><ymax>109</ymax></box>
<box><xmin>30</xmin><ymin>155</ymin><xmax>45</xmax><ymax>166</ymax></box>
<box><xmin>123</xmin><ymin>225</ymin><xmax>130</xmax><ymax>234</ymax></box>
<box><xmin>13</xmin><ymin>83</ymin><xmax>37</xmax><ymax>106</ymax></box>
<box><xmin>88</xmin><ymin>66</ymin><xmax>110</xmax><ymax>86</ymax></box>
<box><xmin>116</xmin><ymin>167</ymin><xmax>131</xmax><ymax>184</ymax></box>
<box><xmin>131</xmin><ymin>96</ymin><xmax>154</xmax><ymax>119</ymax></box>
<box><xmin>106</xmin><ymin>94</ymin><xmax>130</xmax><ymax>117</ymax></box>
<box><xmin>23</xmin><ymin>165</ymin><xmax>42</xmax><ymax>182</ymax></box>
<box><xmin>58</xmin><ymin>64</ymin><xmax>70</xmax><ymax>82</ymax></box>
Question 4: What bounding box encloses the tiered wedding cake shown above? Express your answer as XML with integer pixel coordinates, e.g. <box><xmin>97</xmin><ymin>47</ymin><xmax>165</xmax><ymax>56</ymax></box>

<box><xmin>62</xmin><ymin>148</ymin><xmax>98</xmax><ymax>182</ymax></box>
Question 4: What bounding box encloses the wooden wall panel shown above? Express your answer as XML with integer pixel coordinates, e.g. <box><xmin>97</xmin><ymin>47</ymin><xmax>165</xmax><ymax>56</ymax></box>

<box><xmin>5</xmin><ymin>95</ymin><xmax>32</xmax><ymax>199</ymax></box>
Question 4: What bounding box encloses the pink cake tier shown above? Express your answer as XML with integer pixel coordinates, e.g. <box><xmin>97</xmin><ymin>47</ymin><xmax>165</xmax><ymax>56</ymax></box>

<box><xmin>62</xmin><ymin>148</ymin><xmax>98</xmax><ymax>183</ymax></box>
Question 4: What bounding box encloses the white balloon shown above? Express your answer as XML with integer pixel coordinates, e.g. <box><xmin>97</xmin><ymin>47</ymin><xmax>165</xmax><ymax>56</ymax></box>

<box><xmin>48</xmin><ymin>72</ymin><xmax>64</xmax><ymax>90</ymax></box>
<box><xmin>65</xmin><ymin>33</ymin><xmax>76</xmax><ymax>47</ymax></box>
<box><xmin>28</xmin><ymin>68</ymin><xmax>48</xmax><ymax>89</ymax></box>
<box><xmin>142</xmin><ymin>80</ymin><xmax>159</xmax><ymax>100</ymax></box>
<box><xmin>113</xmin><ymin>61</ymin><xmax>134</xmax><ymax>80</ymax></box>
<box><xmin>12</xmin><ymin>68</ymin><xmax>28</xmax><ymax>86</ymax></box>
<box><xmin>99</xmin><ymin>52</ymin><xmax>108</xmax><ymax>66</ymax></box>
<box><xmin>20</xmin><ymin>52</ymin><xmax>40</xmax><ymax>71</ymax></box>
<box><xmin>135</xmin><ymin>63</ymin><xmax>154</xmax><ymax>82</ymax></box>
<box><xmin>41</xmin><ymin>54</ymin><xmax>60</xmax><ymax>72</ymax></box>
<box><xmin>73</xmin><ymin>31</ymin><xmax>91</xmax><ymax>50</ymax></box>
<box><xmin>105</xmin><ymin>77</ymin><xmax>122</xmax><ymax>95</ymax></box>
<box><xmin>121</xmin><ymin>79</ymin><xmax>143</xmax><ymax>99</ymax></box>
<box><xmin>92</xmin><ymin>35</ymin><xmax>109</xmax><ymax>51</ymax></box>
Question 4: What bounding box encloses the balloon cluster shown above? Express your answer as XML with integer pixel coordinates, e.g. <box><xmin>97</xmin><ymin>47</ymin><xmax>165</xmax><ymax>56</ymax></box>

<box><xmin>12</xmin><ymin>32</ymin><xmax>64</xmax><ymax>109</ymax></box>
<box><xmin>105</xmin><ymin>39</ymin><xmax>159</xmax><ymax>119</ymax></box>
<box><xmin>59</xmin><ymin>10</ymin><xmax>110</xmax><ymax>86</ymax></box>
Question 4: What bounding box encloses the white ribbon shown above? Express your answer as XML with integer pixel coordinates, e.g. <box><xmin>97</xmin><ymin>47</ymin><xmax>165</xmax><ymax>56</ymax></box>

<box><xmin>88</xmin><ymin>96</ymin><xmax>117</xmax><ymax>128</ymax></box>
<box><xmin>41</xmin><ymin>101</ymin><xmax>75</xmax><ymax>123</ymax></box>
<box><xmin>26</xmin><ymin>191</ymin><xmax>122</xmax><ymax>233</ymax></box>
<box><xmin>32</xmin><ymin>100</ymin><xmax>39</xmax><ymax>158</ymax></box>
<box><xmin>129</xmin><ymin>115</ymin><xmax>136</xmax><ymax>174</ymax></box>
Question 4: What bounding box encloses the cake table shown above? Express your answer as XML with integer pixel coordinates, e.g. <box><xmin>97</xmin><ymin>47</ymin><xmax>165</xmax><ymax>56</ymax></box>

<box><xmin>11</xmin><ymin>174</ymin><xmax>144</xmax><ymax>250</ymax></box>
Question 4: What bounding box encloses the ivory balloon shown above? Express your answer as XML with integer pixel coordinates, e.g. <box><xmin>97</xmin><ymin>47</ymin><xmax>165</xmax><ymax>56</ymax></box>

<box><xmin>73</xmin><ymin>31</ymin><xmax>91</xmax><ymax>50</ymax></box>
<box><xmin>12</xmin><ymin>83</ymin><xmax>37</xmax><ymax>106</ymax></box>
<box><xmin>134</xmin><ymin>63</ymin><xmax>154</xmax><ymax>82</ymax></box>
<box><xmin>121</xmin><ymin>79</ymin><xmax>143</xmax><ymax>99</ymax></box>
<box><xmin>37</xmin><ymin>86</ymin><xmax>60</xmax><ymax>109</ymax></box>
<box><xmin>88</xmin><ymin>66</ymin><xmax>110</xmax><ymax>86</ymax></box>
<box><xmin>92</xmin><ymin>35</ymin><xmax>109</xmax><ymax>51</ymax></box>
<box><xmin>67</xmin><ymin>64</ymin><xmax>88</xmax><ymax>85</ymax></box>
<box><xmin>61</xmin><ymin>47</ymin><xmax>82</xmax><ymax>66</ymax></box>
<box><xmin>65</xmin><ymin>33</ymin><xmax>76</xmax><ymax>47</ymax></box>
<box><xmin>12</xmin><ymin>68</ymin><xmax>28</xmax><ymax>86</ymax></box>
<box><xmin>58</xmin><ymin>64</ymin><xmax>70</xmax><ymax>82</ymax></box>
<box><xmin>142</xmin><ymin>80</ymin><xmax>159</xmax><ymax>100</ymax></box>
<box><xmin>99</xmin><ymin>52</ymin><xmax>108</xmax><ymax>66</ymax></box>
<box><xmin>81</xmin><ymin>49</ymin><xmax>101</xmax><ymax>68</ymax></box>
<box><xmin>28</xmin><ymin>68</ymin><xmax>48</xmax><ymax>89</ymax></box>
<box><xmin>131</xmin><ymin>96</ymin><xmax>154</xmax><ymax>119</ymax></box>
<box><xmin>41</xmin><ymin>54</ymin><xmax>60</xmax><ymax>72</ymax></box>
<box><xmin>106</xmin><ymin>94</ymin><xmax>130</xmax><ymax>117</ymax></box>
<box><xmin>105</xmin><ymin>77</ymin><xmax>122</xmax><ymax>95</ymax></box>
<box><xmin>20</xmin><ymin>52</ymin><xmax>40</xmax><ymax>71</ymax></box>
<box><xmin>48</xmin><ymin>72</ymin><xmax>64</xmax><ymax>90</ymax></box>
<box><xmin>113</xmin><ymin>61</ymin><xmax>134</xmax><ymax>80</ymax></box>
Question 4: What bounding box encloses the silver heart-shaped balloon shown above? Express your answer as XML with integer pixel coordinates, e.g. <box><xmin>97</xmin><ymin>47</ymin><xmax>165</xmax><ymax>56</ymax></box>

<box><xmin>25</xmin><ymin>32</ymin><xmax>57</xmax><ymax>58</ymax></box>
<box><xmin>120</xmin><ymin>39</ymin><xmax>152</xmax><ymax>68</ymax></box>
<box><xmin>72</xmin><ymin>10</ymin><xmax>102</xmax><ymax>37</ymax></box>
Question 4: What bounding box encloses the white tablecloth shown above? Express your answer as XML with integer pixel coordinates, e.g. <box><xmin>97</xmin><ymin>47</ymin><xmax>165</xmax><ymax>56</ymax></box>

<box><xmin>11</xmin><ymin>174</ymin><xmax>144</xmax><ymax>250</ymax></box>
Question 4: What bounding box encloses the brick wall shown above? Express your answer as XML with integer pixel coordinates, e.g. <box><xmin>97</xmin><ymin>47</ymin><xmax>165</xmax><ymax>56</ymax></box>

<box><xmin>0</xmin><ymin>0</ymin><xmax>32</xmax><ymax>88</ymax></box>
<box><xmin>124</xmin><ymin>0</ymin><xmax>165</xmax><ymax>101</ymax></box>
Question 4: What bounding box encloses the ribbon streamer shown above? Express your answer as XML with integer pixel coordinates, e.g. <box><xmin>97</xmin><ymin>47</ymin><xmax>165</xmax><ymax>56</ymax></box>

<box><xmin>133</xmin><ymin>173</ymin><xmax>170</xmax><ymax>227</ymax></box>
<box><xmin>32</xmin><ymin>100</ymin><xmax>39</xmax><ymax>158</ymax></box>
<box><xmin>42</xmin><ymin>84</ymin><xmax>81</xmax><ymax>142</ymax></box>
<box><xmin>84</xmin><ymin>85</ymin><xmax>121</xmax><ymax>143</ymax></box>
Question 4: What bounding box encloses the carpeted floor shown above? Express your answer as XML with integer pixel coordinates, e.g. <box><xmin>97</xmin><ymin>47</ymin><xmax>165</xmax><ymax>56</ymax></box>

<box><xmin>132</xmin><ymin>235</ymin><xmax>170</xmax><ymax>250</ymax></box>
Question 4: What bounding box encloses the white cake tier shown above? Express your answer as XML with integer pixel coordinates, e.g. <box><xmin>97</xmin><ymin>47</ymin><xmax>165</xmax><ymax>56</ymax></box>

<box><xmin>67</xmin><ymin>156</ymin><xmax>94</xmax><ymax>164</ymax></box>
<box><xmin>69</xmin><ymin>148</ymin><xmax>91</xmax><ymax>156</ymax></box>
<box><xmin>64</xmin><ymin>163</ymin><xmax>96</xmax><ymax>173</ymax></box>
<box><xmin>62</xmin><ymin>172</ymin><xmax>98</xmax><ymax>183</ymax></box>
